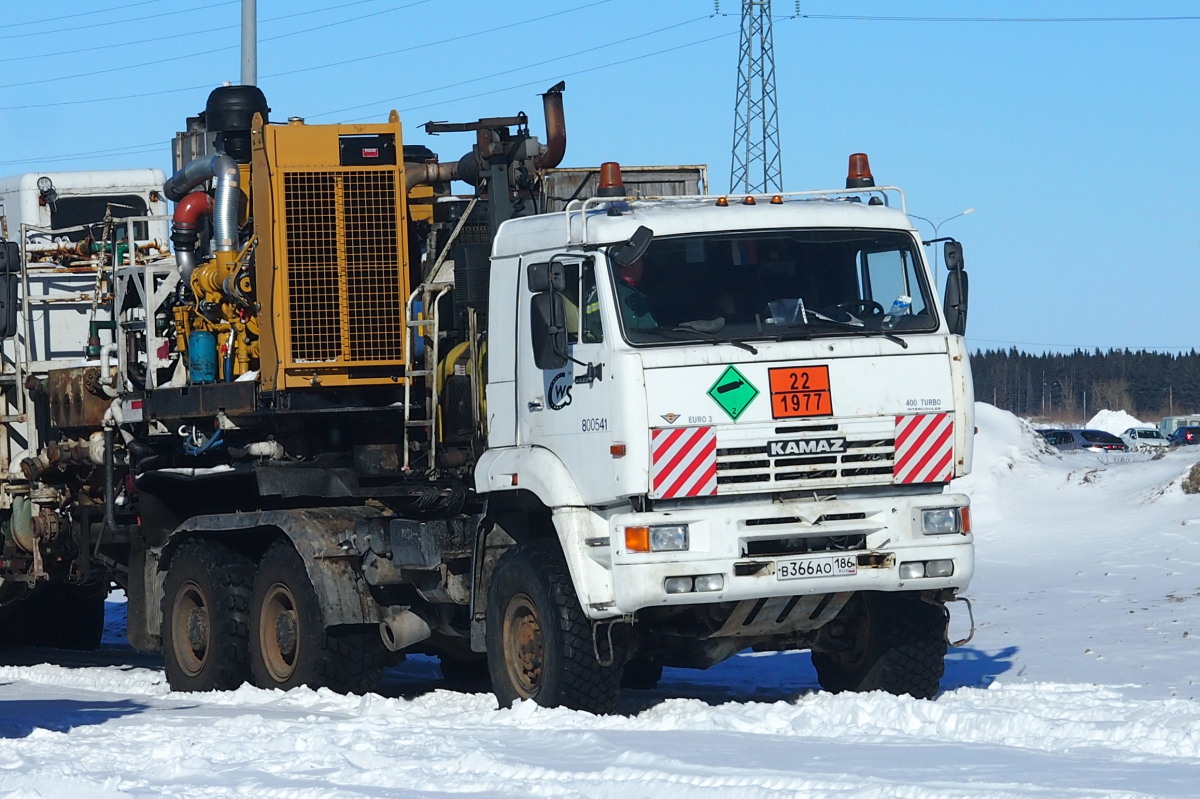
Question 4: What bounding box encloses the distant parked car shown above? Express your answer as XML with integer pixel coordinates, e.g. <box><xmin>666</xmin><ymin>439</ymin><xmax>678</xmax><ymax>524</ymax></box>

<box><xmin>1038</xmin><ymin>429</ymin><xmax>1129</xmax><ymax>453</ymax></box>
<box><xmin>1168</xmin><ymin>426</ymin><xmax>1200</xmax><ymax>446</ymax></box>
<box><xmin>1121</xmin><ymin>427</ymin><xmax>1170</xmax><ymax>452</ymax></box>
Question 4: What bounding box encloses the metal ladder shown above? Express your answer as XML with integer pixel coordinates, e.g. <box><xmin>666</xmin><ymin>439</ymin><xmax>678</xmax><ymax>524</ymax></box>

<box><xmin>402</xmin><ymin>283</ymin><xmax>451</xmax><ymax>473</ymax></box>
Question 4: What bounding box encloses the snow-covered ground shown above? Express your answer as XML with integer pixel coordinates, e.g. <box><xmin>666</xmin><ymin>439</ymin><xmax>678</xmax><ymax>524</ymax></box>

<box><xmin>3</xmin><ymin>403</ymin><xmax>1200</xmax><ymax>798</ymax></box>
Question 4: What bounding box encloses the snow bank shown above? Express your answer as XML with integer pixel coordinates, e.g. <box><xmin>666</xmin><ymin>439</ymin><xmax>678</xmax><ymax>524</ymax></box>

<box><xmin>1087</xmin><ymin>408</ymin><xmax>1146</xmax><ymax>434</ymax></box>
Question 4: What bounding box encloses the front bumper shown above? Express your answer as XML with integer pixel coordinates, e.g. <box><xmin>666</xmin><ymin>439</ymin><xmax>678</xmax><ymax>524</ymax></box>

<box><xmin>599</xmin><ymin>492</ymin><xmax>973</xmax><ymax>615</ymax></box>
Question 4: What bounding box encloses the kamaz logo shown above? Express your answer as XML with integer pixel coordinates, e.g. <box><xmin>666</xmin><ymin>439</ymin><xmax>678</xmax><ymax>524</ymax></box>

<box><xmin>768</xmin><ymin>437</ymin><xmax>846</xmax><ymax>456</ymax></box>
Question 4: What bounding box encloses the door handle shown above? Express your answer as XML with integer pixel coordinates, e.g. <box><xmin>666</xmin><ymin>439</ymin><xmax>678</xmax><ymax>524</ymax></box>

<box><xmin>527</xmin><ymin>400</ymin><xmax>544</xmax><ymax>412</ymax></box>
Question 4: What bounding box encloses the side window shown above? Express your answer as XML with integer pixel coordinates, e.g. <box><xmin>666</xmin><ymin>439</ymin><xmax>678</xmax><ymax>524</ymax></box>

<box><xmin>862</xmin><ymin>249</ymin><xmax>929</xmax><ymax>316</ymax></box>
<box><xmin>580</xmin><ymin>260</ymin><xmax>602</xmax><ymax>343</ymax></box>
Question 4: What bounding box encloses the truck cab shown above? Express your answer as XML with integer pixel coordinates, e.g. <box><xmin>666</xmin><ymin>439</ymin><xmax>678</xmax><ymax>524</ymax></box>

<box><xmin>477</xmin><ymin>160</ymin><xmax>974</xmax><ymax>701</ymax></box>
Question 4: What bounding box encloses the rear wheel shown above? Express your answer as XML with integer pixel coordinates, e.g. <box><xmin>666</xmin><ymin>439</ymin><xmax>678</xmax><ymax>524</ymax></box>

<box><xmin>812</xmin><ymin>592</ymin><xmax>947</xmax><ymax>699</ymax></box>
<box><xmin>486</xmin><ymin>541</ymin><xmax>621</xmax><ymax>713</ymax></box>
<box><xmin>0</xmin><ymin>582</ymin><xmax>107</xmax><ymax>651</ymax></box>
<box><xmin>161</xmin><ymin>539</ymin><xmax>255</xmax><ymax>691</ymax></box>
<box><xmin>249</xmin><ymin>541</ymin><xmax>383</xmax><ymax>695</ymax></box>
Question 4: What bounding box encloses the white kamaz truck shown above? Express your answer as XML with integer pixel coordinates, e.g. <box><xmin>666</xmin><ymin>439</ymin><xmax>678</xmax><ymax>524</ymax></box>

<box><xmin>0</xmin><ymin>85</ymin><xmax>973</xmax><ymax>714</ymax></box>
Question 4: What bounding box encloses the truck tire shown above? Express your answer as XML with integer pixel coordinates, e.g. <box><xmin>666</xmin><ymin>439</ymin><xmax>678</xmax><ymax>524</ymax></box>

<box><xmin>0</xmin><ymin>583</ymin><xmax>105</xmax><ymax>651</ymax></box>
<box><xmin>249</xmin><ymin>540</ymin><xmax>383</xmax><ymax>695</ymax></box>
<box><xmin>485</xmin><ymin>541</ymin><xmax>621</xmax><ymax>714</ymax></box>
<box><xmin>812</xmin><ymin>592</ymin><xmax>947</xmax><ymax>699</ymax></box>
<box><xmin>50</xmin><ymin>583</ymin><xmax>107</xmax><ymax>651</ymax></box>
<box><xmin>162</xmin><ymin>538</ymin><xmax>255</xmax><ymax>692</ymax></box>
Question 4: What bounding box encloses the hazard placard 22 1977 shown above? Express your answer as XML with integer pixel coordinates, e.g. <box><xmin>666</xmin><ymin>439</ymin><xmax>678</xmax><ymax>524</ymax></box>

<box><xmin>768</xmin><ymin>365</ymin><xmax>833</xmax><ymax>419</ymax></box>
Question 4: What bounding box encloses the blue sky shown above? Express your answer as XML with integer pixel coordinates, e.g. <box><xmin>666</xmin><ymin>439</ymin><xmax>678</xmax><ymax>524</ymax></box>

<box><xmin>1</xmin><ymin>0</ymin><xmax>1195</xmax><ymax>355</ymax></box>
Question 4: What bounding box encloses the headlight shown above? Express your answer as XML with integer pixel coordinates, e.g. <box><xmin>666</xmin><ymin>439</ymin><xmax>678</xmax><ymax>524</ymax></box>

<box><xmin>625</xmin><ymin>524</ymin><xmax>690</xmax><ymax>552</ymax></box>
<box><xmin>921</xmin><ymin>507</ymin><xmax>969</xmax><ymax>536</ymax></box>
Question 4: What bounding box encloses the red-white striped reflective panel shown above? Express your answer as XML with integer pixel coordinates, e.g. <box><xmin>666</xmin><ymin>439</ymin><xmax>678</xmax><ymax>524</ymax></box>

<box><xmin>650</xmin><ymin>427</ymin><xmax>718</xmax><ymax>498</ymax></box>
<box><xmin>893</xmin><ymin>413</ymin><xmax>954</xmax><ymax>484</ymax></box>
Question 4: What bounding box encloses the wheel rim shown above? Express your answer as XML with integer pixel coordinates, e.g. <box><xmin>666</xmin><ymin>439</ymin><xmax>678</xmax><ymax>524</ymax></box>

<box><xmin>502</xmin><ymin>592</ymin><xmax>545</xmax><ymax>699</ymax></box>
<box><xmin>171</xmin><ymin>580</ymin><xmax>210</xmax><ymax>678</ymax></box>
<box><xmin>259</xmin><ymin>582</ymin><xmax>300</xmax><ymax>683</ymax></box>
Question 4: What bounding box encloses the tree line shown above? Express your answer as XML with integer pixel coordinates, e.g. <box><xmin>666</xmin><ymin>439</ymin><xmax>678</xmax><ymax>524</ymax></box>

<box><xmin>970</xmin><ymin>348</ymin><xmax>1200</xmax><ymax>423</ymax></box>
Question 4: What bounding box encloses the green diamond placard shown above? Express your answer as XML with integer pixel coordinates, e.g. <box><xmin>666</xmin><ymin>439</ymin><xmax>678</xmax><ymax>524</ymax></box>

<box><xmin>707</xmin><ymin>365</ymin><xmax>759</xmax><ymax>421</ymax></box>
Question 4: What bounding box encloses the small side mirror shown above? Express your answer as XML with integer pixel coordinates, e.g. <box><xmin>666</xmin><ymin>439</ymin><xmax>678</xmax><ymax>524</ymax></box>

<box><xmin>530</xmin><ymin>291</ymin><xmax>569</xmax><ymax>370</ymax></box>
<box><xmin>608</xmin><ymin>225</ymin><xmax>653</xmax><ymax>267</ymax></box>
<box><xmin>943</xmin><ymin>269</ymin><xmax>969</xmax><ymax>336</ymax></box>
<box><xmin>527</xmin><ymin>261</ymin><xmax>565</xmax><ymax>293</ymax></box>
<box><xmin>944</xmin><ymin>241</ymin><xmax>964</xmax><ymax>271</ymax></box>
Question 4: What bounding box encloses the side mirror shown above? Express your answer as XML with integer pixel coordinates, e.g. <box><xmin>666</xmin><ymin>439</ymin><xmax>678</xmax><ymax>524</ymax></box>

<box><xmin>527</xmin><ymin>261</ymin><xmax>565</xmax><ymax>293</ymax></box>
<box><xmin>943</xmin><ymin>241</ymin><xmax>964</xmax><ymax>271</ymax></box>
<box><xmin>530</xmin><ymin>291</ymin><xmax>569</xmax><ymax>370</ymax></box>
<box><xmin>0</xmin><ymin>274</ymin><xmax>19</xmax><ymax>339</ymax></box>
<box><xmin>608</xmin><ymin>225</ymin><xmax>653</xmax><ymax>267</ymax></box>
<box><xmin>943</xmin><ymin>269</ymin><xmax>968</xmax><ymax>336</ymax></box>
<box><xmin>0</xmin><ymin>241</ymin><xmax>20</xmax><ymax>274</ymax></box>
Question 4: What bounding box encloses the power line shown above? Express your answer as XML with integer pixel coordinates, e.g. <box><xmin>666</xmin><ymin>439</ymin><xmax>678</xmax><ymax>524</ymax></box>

<box><xmin>972</xmin><ymin>338</ymin><xmax>1197</xmax><ymax>352</ymax></box>
<box><xmin>801</xmin><ymin>14</ymin><xmax>1200</xmax><ymax>23</ymax></box>
<box><xmin>309</xmin><ymin>13</ymin><xmax>711</xmax><ymax>119</ymax></box>
<box><xmin>259</xmin><ymin>0</ymin><xmax>613</xmax><ymax>82</ymax></box>
<box><xmin>0</xmin><ymin>0</ymin><xmax>429</xmax><ymax>89</ymax></box>
<box><xmin>0</xmin><ymin>0</ymin><xmax>610</xmax><ymax>112</ymax></box>
<box><xmin>347</xmin><ymin>28</ymin><xmax>735</xmax><ymax>120</ymax></box>
<box><xmin>0</xmin><ymin>0</ymin><xmax>238</xmax><ymax>40</ymax></box>
<box><xmin>0</xmin><ymin>0</ymin><xmax>397</xmax><ymax>64</ymax></box>
<box><xmin>0</xmin><ymin>0</ymin><xmax>165</xmax><ymax>30</ymax></box>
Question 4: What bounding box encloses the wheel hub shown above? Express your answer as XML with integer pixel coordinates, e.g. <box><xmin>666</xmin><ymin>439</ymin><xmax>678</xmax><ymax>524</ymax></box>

<box><xmin>260</xmin><ymin>583</ymin><xmax>300</xmax><ymax>683</ymax></box>
<box><xmin>505</xmin><ymin>594</ymin><xmax>544</xmax><ymax>698</ymax></box>
<box><xmin>274</xmin><ymin>609</ymin><xmax>298</xmax><ymax>661</ymax></box>
<box><xmin>172</xmin><ymin>581</ymin><xmax>210</xmax><ymax>677</ymax></box>
<box><xmin>186</xmin><ymin>606</ymin><xmax>209</xmax><ymax>654</ymax></box>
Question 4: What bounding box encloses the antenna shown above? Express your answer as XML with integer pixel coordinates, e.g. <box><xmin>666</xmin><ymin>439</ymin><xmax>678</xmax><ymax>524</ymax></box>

<box><xmin>728</xmin><ymin>0</ymin><xmax>782</xmax><ymax>193</ymax></box>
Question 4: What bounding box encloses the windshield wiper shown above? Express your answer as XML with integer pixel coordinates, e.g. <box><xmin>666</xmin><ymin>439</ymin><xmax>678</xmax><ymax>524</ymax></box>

<box><xmin>779</xmin><ymin>314</ymin><xmax>908</xmax><ymax>349</ymax></box>
<box><xmin>676</xmin><ymin>318</ymin><xmax>759</xmax><ymax>354</ymax></box>
<box><xmin>630</xmin><ymin>321</ymin><xmax>759</xmax><ymax>354</ymax></box>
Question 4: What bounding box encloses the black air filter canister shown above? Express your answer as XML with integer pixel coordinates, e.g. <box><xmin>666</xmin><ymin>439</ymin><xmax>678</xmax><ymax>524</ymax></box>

<box><xmin>205</xmin><ymin>85</ymin><xmax>270</xmax><ymax>164</ymax></box>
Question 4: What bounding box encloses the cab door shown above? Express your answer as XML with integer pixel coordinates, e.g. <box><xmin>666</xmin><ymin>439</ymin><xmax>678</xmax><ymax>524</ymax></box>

<box><xmin>516</xmin><ymin>257</ymin><xmax>615</xmax><ymax>501</ymax></box>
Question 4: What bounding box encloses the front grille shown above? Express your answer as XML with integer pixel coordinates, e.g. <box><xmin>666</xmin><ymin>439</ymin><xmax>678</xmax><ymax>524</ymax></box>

<box><xmin>742</xmin><ymin>534</ymin><xmax>867</xmax><ymax>558</ymax></box>
<box><xmin>282</xmin><ymin>170</ymin><xmax>405</xmax><ymax>365</ymax></box>
<box><xmin>716</xmin><ymin>425</ymin><xmax>895</xmax><ymax>491</ymax></box>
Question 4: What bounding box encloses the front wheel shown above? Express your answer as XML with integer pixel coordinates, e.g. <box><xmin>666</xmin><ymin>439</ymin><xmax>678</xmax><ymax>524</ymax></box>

<box><xmin>249</xmin><ymin>541</ymin><xmax>383</xmax><ymax>695</ymax></box>
<box><xmin>812</xmin><ymin>592</ymin><xmax>947</xmax><ymax>699</ymax></box>
<box><xmin>486</xmin><ymin>541</ymin><xmax>621</xmax><ymax>713</ymax></box>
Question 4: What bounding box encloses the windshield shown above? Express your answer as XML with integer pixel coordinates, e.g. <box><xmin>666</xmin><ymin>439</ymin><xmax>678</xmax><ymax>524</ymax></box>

<box><xmin>603</xmin><ymin>228</ymin><xmax>937</xmax><ymax>345</ymax></box>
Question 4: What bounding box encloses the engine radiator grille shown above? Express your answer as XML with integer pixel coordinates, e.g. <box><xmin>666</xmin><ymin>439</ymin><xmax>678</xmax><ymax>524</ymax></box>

<box><xmin>282</xmin><ymin>170</ymin><xmax>406</xmax><ymax>370</ymax></box>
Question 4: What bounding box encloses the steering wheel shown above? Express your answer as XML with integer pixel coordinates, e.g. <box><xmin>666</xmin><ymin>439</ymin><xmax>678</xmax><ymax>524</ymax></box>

<box><xmin>833</xmin><ymin>300</ymin><xmax>885</xmax><ymax>318</ymax></box>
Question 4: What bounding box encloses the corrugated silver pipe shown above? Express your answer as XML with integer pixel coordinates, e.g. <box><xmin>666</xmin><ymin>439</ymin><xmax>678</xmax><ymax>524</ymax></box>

<box><xmin>163</xmin><ymin>154</ymin><xmax>240</xmax><ymax>252</ymax></box>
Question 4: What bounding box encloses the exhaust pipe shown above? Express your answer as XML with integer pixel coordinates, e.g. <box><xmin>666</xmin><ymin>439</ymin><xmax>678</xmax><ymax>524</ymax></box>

<box><xmin>379</xmin><ymin>606</ymin><xmax>432</xmax><ymax>652</ymax></box>
<box><xmin>534</xmin><ymin>81</ymin><xmax>566</xmax><ymax>171</ymax></box>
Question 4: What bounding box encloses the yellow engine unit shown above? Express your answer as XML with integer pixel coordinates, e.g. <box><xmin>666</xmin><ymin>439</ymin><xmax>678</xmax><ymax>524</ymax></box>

<box><xmin>251</xmin><ymin>112</ymin><xmax>412</xmax><ymax>391</ymax></box>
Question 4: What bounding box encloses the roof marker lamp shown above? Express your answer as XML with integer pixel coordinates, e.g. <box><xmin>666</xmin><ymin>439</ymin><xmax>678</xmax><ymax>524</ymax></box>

<box><xmin>715</xmin><ymin>196</ymin><xmax>729</xmax><ymax>207</ymax></box>
<box><xmin>625</xmin><ymin>524</ymin><xmax>690</xmax><ymax>552</ymax></box>
<box><xmin>742</xmin><ymin>196</ymin><xmax>756</xmax><ymax>205</ymax></box>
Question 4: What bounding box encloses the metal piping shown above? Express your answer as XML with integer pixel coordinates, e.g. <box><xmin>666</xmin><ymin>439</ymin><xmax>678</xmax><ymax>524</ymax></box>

<box><xmin>404</xmin><ymin>160</ymin><xmax>460</xmax><ymax>192</ymax></box>
<box><xmin>163</xmin><ymin>154</ymin><xmax>240</xmax><ymax>252</ymax></box>
<box><xmin>170</xmin><ymin>191</ymin><xmax>213</xmax><ymax>281</ymax></box>
<box><xmin>533</xmin><ymin>81</ymin><xmax>567</xmax><ymax>171</ymax></box>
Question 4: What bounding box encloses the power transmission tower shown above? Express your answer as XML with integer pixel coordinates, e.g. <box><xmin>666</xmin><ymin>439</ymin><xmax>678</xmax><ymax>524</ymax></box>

<box><xmin>729</xmin><ymin>0</ymin><xmax>782</xmax><ymax>193</ymax></box>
